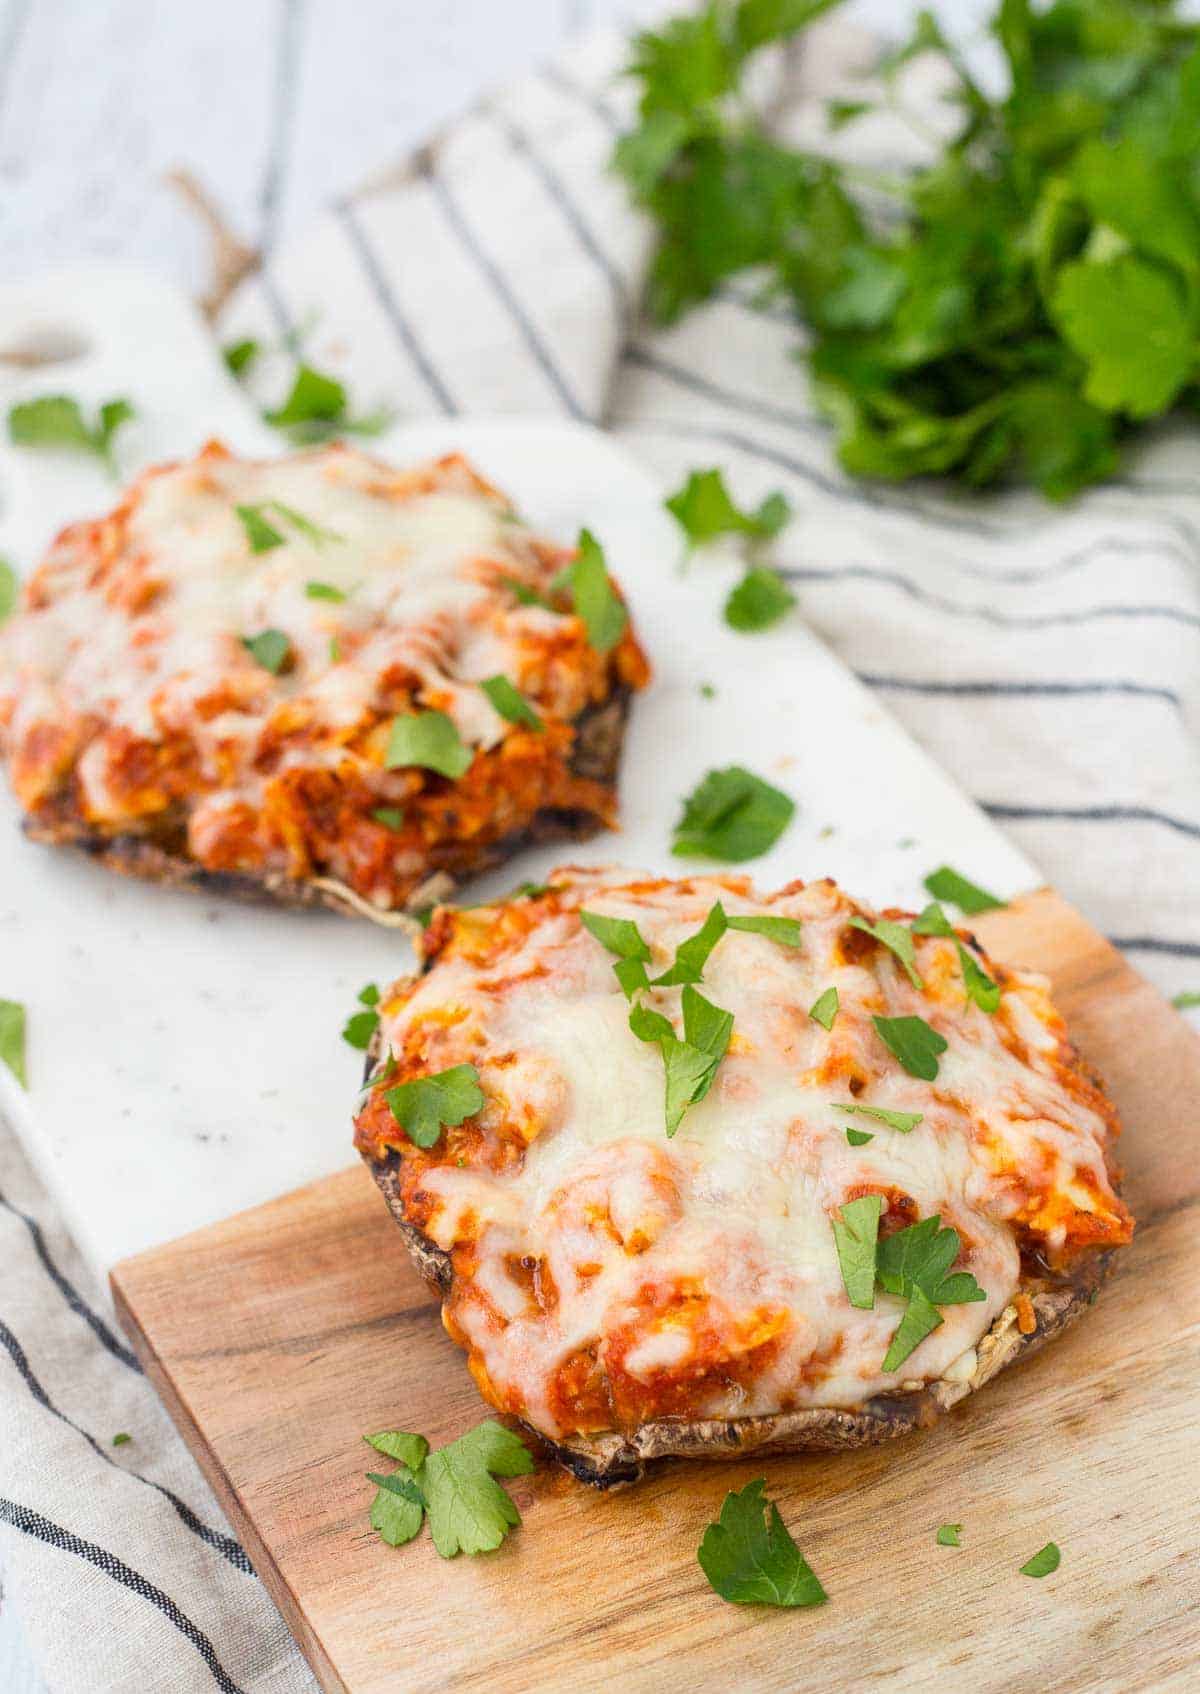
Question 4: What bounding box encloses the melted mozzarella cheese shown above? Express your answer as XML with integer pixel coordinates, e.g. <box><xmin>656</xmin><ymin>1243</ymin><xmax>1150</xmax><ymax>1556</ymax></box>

<box><xmin>365</xmin><ymin>868</ymin><xmax>1131</xmax><ymax>1439</ymax></box>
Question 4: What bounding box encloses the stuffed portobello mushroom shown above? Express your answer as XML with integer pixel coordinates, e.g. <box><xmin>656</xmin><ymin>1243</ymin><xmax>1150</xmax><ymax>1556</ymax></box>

<box><xmin>354</xmin><ymin>866</ymin><xmax>1133</xmax><ymax>1485</ymax></box>
<box><xmin>0</xmin><ymin>446</ymin><xmax>648</xmax><ymax>917</ymax></box>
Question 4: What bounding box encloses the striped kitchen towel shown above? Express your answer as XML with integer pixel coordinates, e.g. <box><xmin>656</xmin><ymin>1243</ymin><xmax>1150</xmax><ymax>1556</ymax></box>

<box><xmin>3</xmin><ymin>17</ymin><xmax>1199</xmax><ymax>1694</ymax></box>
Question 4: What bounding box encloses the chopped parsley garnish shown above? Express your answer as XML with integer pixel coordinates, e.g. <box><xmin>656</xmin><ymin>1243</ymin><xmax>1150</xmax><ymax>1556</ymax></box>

<box><xmin>845</xmin><ymin>1127</ymin><xmax>873</xmax><ymax>1146</ymax></box>
<box><xmin>832</xmin><ymin>1194</ymin><xmax>882</xmax><ymax>1310</ymax></box>
<box><xmin>479</xmin><ymin>673</ymin><xmax>543</xmax><ymax>731</ymax></box>
<box><xmin>652</xmin><ymin>901</ymin><xmax>728</xmax><ymax>986</ymax></box>
<box><xmin>936</xmin><ymin>1523</ymin><xmax>963</xmax><ymax>1548</ymax></box>
<box><xmin>112</xmin><ymin>1432</ymin><xmax>132</xmax><ymax>1448</ymax></box>
<box><xmin>913</xmin><ymin>902</ymin><xmax>1000</xmax><ymax>1012</ymax></box>
<box><xmin>341</xmin><ymin>982</ymin><xmax>381</xmax><ymax>1050</ymax></box>
<box><xmin>665</xmin><ymin>468</ymin><xmax>790</xmax><ymax>549</ymax></box>
<box><xmin>1020</xmin><ymin>1542</ymin><xmax>1061</xmax><ymax>1579</ymax></box>
<box><xmin>631</xmin><ymin>984</ymin><xmax>733</xmax><ymax>1137</ymax></box>
<box><xmin>268</xmin><ymin>502</ymin><xmax>344</xmax><ymax>547</ymax></box>
<box><xmin>365</xmin><ymin>1419</ymin><xmax>532</xmax><ymax>1557</ymax></box>
<box><xmin>809</xmin><ymin>986</ymin><xmax>839</xmax><ymax>1030</ymax></box>
<box><xmin>727</xmin><ymin>913</ymin><xmax>802</xmax><ymax>946</ymax></box>
<box><xmin>614</xmin><ymin>957</ymin><xmax>651</xmax><ymax>999</ymax></box>
<box><xmin>0</xmin><ymin>999</ymin><xmax>27</xmax><ymax>1089</ymax></box>
<box><xmin>235</xmin><ymin>504</ymin><xmax>285</xmax><ymax>553</ymax></box>
<box><xmin>500</xmin><ymin>575</ymin><xmax>554</xmax><ymax>610</ymax></box>
<box><xmin>0</xmin><ymin>559</ymin><xmax>18</xmax><ymax>623</ymax></box>
<box><xmin>699</xmin><ymin>681</ymin><xmax>716</xmax><ymax>699</ymax></box>
<box><xmin>371</xmin><ymin>807</ymin><xmax>405</xmax><ymax>832</ymax></box>
<box><xmin>849</xmin><ymin>915</ymin><xmax>923</xmax><ymax>989</ymax></box>
<box><xmin>551</xmin><ymin>528</ymin><xmax>627</xmax><ymax>654</ymax></box>
<box><xmin>837</xmin><ymin>1104</ymin><xmax>922</xmax><ymax>1133</ymax></box>
<box><xmin>923</xmin><ymin>866</ymin><xmax>1004</xmax><ymax>916</ymax></box>
<box><xmin>1172</xmin><ymin>991</ymin><xmax>1200</xmax><ymax>1010</ymax></box>
<box><xmin>223</xmin><ymin>338</ymin><xmax>260</xmax><ymax>376</ymax></box>
<box><xmin>698</xmin><ymin>1478</ymin><xmax>827</xmax><ymax>1609</ymax></box>
<box><xmin>385</xmin><ymin>710</ymin><xmax>473</xmax><ymax>778</ymax></box>
<box><xmin>872</xmin><ymin>1014</ymin><xmax>947</xmax><ymax>1081</ymax></box>
<box><xmin>724</xmin><ymin>566</ymin><xmax>795</xmax><ymax>632</ymax></box>
<box><xmin>8</xmin><ymin>394</ymin><xmax>135</xmax><ymax>473</ymax></box>
<box><xmin>672</xmin><ymin>765</ymin><xmax>794</xmax><ymax>862</ymax></box>
<box><xmin>580</xmin><ymin>910</ymin><xmax>651</xmax><ymax>961</ymax></box>
<box><xmin>883</xmin><ymin>1287</ymin><xmax>943</xmax><ymax>1374</ymax></box>
<box><xmin>385</xmin><ymin>1063</ymin><xmax>485</xmax><ymax>1149</ymax></box>
<box><xmin>240</xmin><ymin>629</ymin><xmax>291</xmax><ymax>674</ymax></box>
<box><xmin>264</xmin><ymin>363</ymin><xmax>390</xmax><ymax>444</ymax></box>
<box><xmin>305</xmin><ymin>581</ymin><xmax>347</xmax><ymax>601</ymax></box>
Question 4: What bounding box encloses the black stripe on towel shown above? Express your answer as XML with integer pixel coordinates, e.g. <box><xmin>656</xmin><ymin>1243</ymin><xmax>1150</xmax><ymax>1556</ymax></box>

<box><xmin>980</xmin><ymin>801</ymin><xmax>1200</xmax><ymax>842</ymax></box>
<box><xmin>0</xmin><ymin>1189</ymin><xmax>140</xmax><ymax>1371</ymax></box>
<box><xmin>0</xmin><ymin>1499</ymin><xmax>247</xmax><ymax>1694</ymax></box>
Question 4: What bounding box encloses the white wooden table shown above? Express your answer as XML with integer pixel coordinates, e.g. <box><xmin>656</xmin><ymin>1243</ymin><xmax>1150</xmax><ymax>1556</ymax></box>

<box><xmin>0</xmin><ymin>1</ymin><xmax>988</xmax><ymax>1686</ymax></box>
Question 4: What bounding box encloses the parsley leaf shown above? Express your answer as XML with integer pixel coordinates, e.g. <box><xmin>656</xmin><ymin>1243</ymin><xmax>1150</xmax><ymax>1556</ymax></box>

<box><xmin>479</xmin><ymin>674</ymin><xmax>543</xmax><ymax>731</ymax></box>
<box><xmin>698</xmin><ymin>1478</ymin><xmax>827</xmax><ymax>1608</ymax></box>
<box><xmin>837</xmin><ymin>1104</ymin><xmax>922</xmax><ymax>1133</ymax></box>
<box><xmin>500</xmin><ymin>575</ymin><xmax>554</xmax><ymax>610</ymax></box>
<box><xmin>268</xmin><ymin>502</ymin><xmax>344</xmax><ymax>547</ymax></box>
<box><xmin>1172</xmin><ymin>991</ymin><xmax>1200</xmax><ymax>1009</ymax></box>
<box><xmin>614</xmin><ymin>957</ymin><xmax>651</xmax><ymax>999</ymax></box>
<box><xmin>652</xmin><ymin>901</ymin><xmax>727</xmax><ymax>985</ymax></box>
<box><xmin>631</xmin><ymin>984</ymin><xmax>734</xmax><ymax>1136</ymax></box>
<box><xmin>846</xmin><ymin>1127</ymin><xmax>873</xmax><ymax>1146</ymax></box>
<box><xmin>672</xmin><ymin>765</ymin><xmax>794</xmax><ymax>862</ymax></box>
<box><xmin>882</xmin><ymin>1284</ymin><xmax>943</xmax><ymax>1373</ymax></box>
<box><xmin>923</xmin><ymin>866</ymin><xmax>1004</xmax><ymax>915</ymax></box>
<box><xmin>1053</xmin><ymin>254</ymin><xmax>1193</xmax><ymax>418</ymax></box>
<box><xmin>0</xmin><ymin>1000</ymin><xmax>25</xmax><ymax>1089</ymax></box>
<box><xmin>809</xmin><ymin>986</ymin><xmax>838</xmax><ymax>1029</ymax></box>
<box><xmin>936</xmin><ymin>1523</ymin><xmax>963</xmax><ymax>1547</ymax></box>
<box><xmin>240</xmin><ymin>629</ymin><xmax>291</xmax><ymax>674</ymax></box>
<box><xmin>371</xmin><ymin>807</ymin><xmax>405</xmax><ymax>831</ymax></box>
<box><xmin>726</xmin><ymin>913</ymin><xmax>802</xmax><ymax>946</ymax></box>
<box><xmin>264</xmin><ymin>363</ymin><xmax>390</xmax><ymax>444</ymax></box>
<box><xmin>832</xmin><ymin>1193</ymin><xmax>882</xmax><ymax>1309</ymax></box>
<box><xmin>385</xmin><ymin>711</ymin><xmax>473</xmax><ymax>779</ymax></box>
<box><xmin>551</xmin><ymin>529</ymin><xmax>626</xmax><ymax>654</ymax></box>
<box><xmin>724</xmin><ymin>566</ymin><xmax>795</xmax><ymax>632</ymax></box>
<box><xmin>873</xmin><ymin>1014</ymin><xmax>947</xmax><ymax>1080</ymax></box>
<box><xmin>385</xmin><ymin>1063</ymin><xmax>485</xmax><ymax>1149</ymax></box>
<box><xmin>419</xmin><ymin>1419</ymin><xmax>534</xmax><ymax>1558</ymax></box>
<box><xmin>365</xmin><ymin>1430</ymin><xmax>429</xmax><ymax>1468</ymax></box>
<box><xmin>366</xmin><ymin>1468</ymin><xmax>426</xmax><ymax>1546</ymax></box>
<box><xmin>0</xmin><ymin>559</ymin><xmax>18</xmax><ymax>623</ymax></box>
<box><xmin>913</xmin><ymin>903</ymin><xmax>1000</xmax><ymax>1012</ymax></box>
<box><xmin>849</xmin><ymin>915</ymin><xmax>923</xmax><ymax>989</ymax></box>
<box><xmin>665</xmin><ymin>468</ymin><xmax>791</xmax><ymax>548</ymax></box>
<box><xmin>341</xmin><ymin>1010</ymin><xmax>379</xmax><ymax>1050</ymax></box>
<box><xmin>223</xmin><ymin>338</ymin><xmax>260</xmax><ymax>376</ymax></box>
<box><xmin>1020</xmin><ymin>1542</ymin><xmax>1062</xmax><ymax>1579</ymax></box>
<box><xmin>112</xmin><ymin>1432</ymin><xmax>132</xmax><ymax>1447</ymax></box>
<box><xmin>8</xmin><ymin>394</ymin><xmax>135</xmax><ymax>472</ymax></box>
<box><xmin>306</xmin><ymin>580</ymin><xmax>347</xmax><ymax>601</ymax></box>
<box><xmin>236</xmin><ymin>504</ymin><xmax>285</xmax><ymax>553</ymax></box>
<box><xmin>580</xmin><ymin>910</ymin><xmax>651</xmax><ymax>961</ymax></box>
<box><xmin>876</xmin><ymin>1215</ymin><xmax>985</xmax><ymax>1308</ymax></box>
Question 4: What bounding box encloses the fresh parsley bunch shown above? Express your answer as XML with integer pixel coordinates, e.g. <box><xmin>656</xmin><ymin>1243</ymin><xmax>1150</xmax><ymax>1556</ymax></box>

<box><xmin>615</xmin><ymin>0</ymin><xmax>1200</xmax><ymax>499</ymax></box>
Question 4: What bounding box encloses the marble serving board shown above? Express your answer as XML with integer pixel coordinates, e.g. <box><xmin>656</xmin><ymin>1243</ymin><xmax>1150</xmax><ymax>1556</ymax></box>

<box><xmin>0</xmin><ymin>266</ymin><xmax>1036</xmax><ymax>1275</ymax></box>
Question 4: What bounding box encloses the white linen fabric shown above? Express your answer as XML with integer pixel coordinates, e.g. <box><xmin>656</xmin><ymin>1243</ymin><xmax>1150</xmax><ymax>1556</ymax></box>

<box><xmin>3</xmin><ymin>20</ymin><xmax>1199</xmax><ymax>1693</ymax></box>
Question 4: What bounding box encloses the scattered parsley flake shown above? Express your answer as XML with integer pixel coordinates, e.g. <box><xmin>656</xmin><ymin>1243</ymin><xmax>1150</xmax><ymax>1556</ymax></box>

<box><xmin>240</xmin><ymin>629</ymin><xmax>291</xmax><ymax>674</ymax></box>
<box><xmin>264</xmin><ymin>363</ymin><xmax>390</xmax><ymax>444</ymax></box>
<box><xmin>846</xmin><ymin>1127</ymin><xmax>873</xmax><ymax>1146</ymax></box>
<box><xmin>672</xmin><ymin>765</ymin><xmax>794</xmax><ymax>862</ymax></box>
<box><xmin>630</xmin><ymin>983</ymin><xmax>734</xmax><ymax>1137</ymax></box>
<box><xmin>358</xmin><ymin>984</ymin><xmax>381</xmax><ymax>1007</ymax></box>
<box><xmin>418</xmin><ymin>1419</ymin><xmax>534</xmax><ymax>1558</ymax></box>
<box><xmin>500</xmin><ymin>575</ymin><xmax>554</xmax><ymax>610</ymax></box>
<box><xmin>652</xmin><ymin>901</ymin><xmax>727</xmax><ymax>985</ymax></box>
<box><xmin>305</xmin><ymin>580</ymin><xmax>347</xmax><ymax>601</ymax></box>
<box><xmin>385</xmin><ymin>1063</ymin><xmax>485</xmax><ymax>1149</ymax></box>
<box><xmin>236</xmin><ymin>504</ymin><xmax>285</xmax><ymax>553</ymax></box>
<box><xmin>873</xmin><ymin>1014</ymin><xmax>947</xmax><ymax>1080</ymax></box>
<box><xmin>111</xmin><ymin>1432</ymin><xmax>132</xmax><ymax>1448</ymax></box>
<box><xmin>614</xmin><ymin>956</ymin><xmax>651</xmax><ymax>999</ymax></box>
<box><xmin>371</xmin><ymin>807</ymin><xmax>405</xmax><ymax>832</ymax></box>
<box><xmin>551</xmin><ymin>529</ymin><xmax>626</xmax><ymax>653</ymax></box>
<box><xmin>724</xmin><ymin>566</ymin><xmax>795</xmax><ymax>632</ymax></box>
<box><xmin>849</xmin><ymin>915</ymin><xmax>923</xmax><ymax>989</ymax></box>
<box><xmin>1020</xmin><ymin>1542</ymin><xmax>1062</xmax><ymax>1579</ymax></box>
<box><xmin>223</xmin><ymin>338</ymin><xmax>260</xmax><ymax>376</ymax></box>
<box><xmin>913</xmin><ymin>903</ymin><xmax>1000</xmax><ymax>1012</ymax></box>
<box><xmin>665</xmin><ymin>468</ymin><xmax>791</xmax><ymax>549</ymax></box>
<box><xmin>0</xmin><ymin>559</ymin><xmax>18</xmax><ymax>623</ymax></box>
<box><xmin>699</xmin><ymin>681</ymin><xmax>717</xmax><ymax>699</ymax></box>
<box><xmin>385</xmin><ymin>711</ymin><xmax>473</xmax><ymax>779</ymax></box>
<box><xmin>809</xmin><ymin>986</ymin><xmax>839</xmax><ymax>1030</ymax></box>
<box><xmin>698</xmin><ymin>1478</ymin><xmax>827</xmax><ymax>1608</ymax></box>
<box><xmin>923</xmin><ymin>866</ymin><xmax>1004</xmax><ymax>916</ymax></box>
<box><xmin>480</xmin><ymin>674</ymin><xmax>543</xmax><ymax>731</ymax></box>
<box><xmin>341</xmin><ymin>1010</ymin><xmax>378</xmax><ymax>1051</ymax></box>
<box><xmin>936</xmin><ymin>1523</ymin><xmax>962</xmax><ymax>1547</ymax></box>
<box><xmin>726</xmin><ymin>913</ymin><xmax>802</xmax><ymax>946</ymax></box>
<box><xmin>882</xmin><ymin>1284</ymin><xmax>943</xmax><ymax>1372</ymax></box>
<box><xmin>832</xmin><ymin>1193</ymin><xmax>882</xmax><ymax>1309</ymax></box>
<box><xmin>837</xmin><ymin>1103</ymin><xmax>922</xmax><ymax>1133</ymax></box>
<box><xmin>1172</xmin><ymin>991</ymin><xmax>1200</xmax><ymax>1009</ymax></box>
<box><xmin>0</xmin><ymin>1000</ymin><xmax>27</xmax><ymax>1089</ymax></box>
<box><xmin>268</xmin><ymin>502</ymin><xmax>344</xmax><ymax>547</ymax></box>
<box><xmin>8</xmin><ymin>394</ymin><xmax>135</xmax><ymax>473</ymax></box>
<box><xmin>580</xmin><ymin>910</ymin><xmax>651</xmax><ymax>961</ymax></box>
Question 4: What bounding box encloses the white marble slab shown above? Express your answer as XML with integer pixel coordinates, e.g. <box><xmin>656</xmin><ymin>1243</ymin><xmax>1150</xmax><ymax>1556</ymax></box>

<box><xmin>0</xmin><ymin>267</ymin><xmax>1037</xmax><ymax>1276</ymax></box>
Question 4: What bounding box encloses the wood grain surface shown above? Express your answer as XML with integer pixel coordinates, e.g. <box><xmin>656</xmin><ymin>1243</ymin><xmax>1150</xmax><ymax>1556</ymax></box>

<box><xmin>111</xmin><ymin>888</ymin><xmax>1200</xmax><ymax>1694</ymax></box>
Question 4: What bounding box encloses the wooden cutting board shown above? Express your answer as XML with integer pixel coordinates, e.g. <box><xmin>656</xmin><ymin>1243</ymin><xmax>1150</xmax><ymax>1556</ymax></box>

<box><xmin>110</xmin><ymin>890</ymin><xmax>1200</xmax><ymax>1694</ymax></box>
